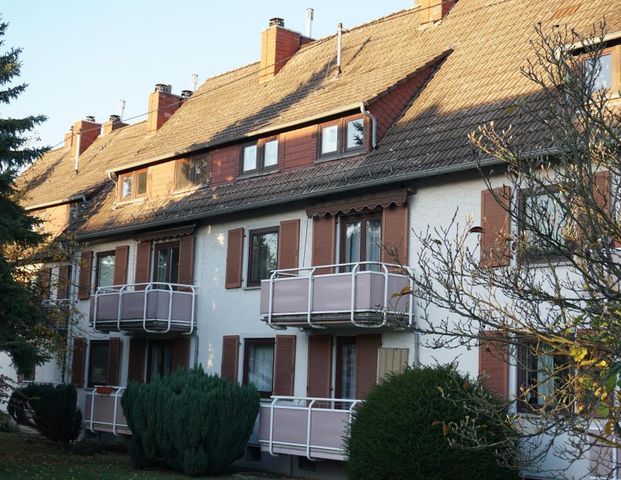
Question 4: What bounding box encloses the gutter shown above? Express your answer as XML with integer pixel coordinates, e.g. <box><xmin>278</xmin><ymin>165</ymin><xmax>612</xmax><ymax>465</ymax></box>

<box><xmin>78</xmin><ymin>156</ymin><xmax>504</xmax><ymax>241</ymax></box>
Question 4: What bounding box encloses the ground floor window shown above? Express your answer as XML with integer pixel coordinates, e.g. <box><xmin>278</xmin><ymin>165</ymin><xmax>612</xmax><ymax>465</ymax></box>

<box><xmin>88</xmin><ymin>340</ymin><xmax>109</xmax><ymax>387</ymax></box>
<box><xmin>336</xmin><ymin>337</ymin><xmax>356</xmax><ymax>399</ymax></box>
<box><xmin>243</xmin><ymin>338</ymin><xmax>275</xmax><ymax>398</ymax></box>
<box><xmin>147</xmin><ymin>340</ymin><xmax>173</xmax><ymax>382</ymax></box>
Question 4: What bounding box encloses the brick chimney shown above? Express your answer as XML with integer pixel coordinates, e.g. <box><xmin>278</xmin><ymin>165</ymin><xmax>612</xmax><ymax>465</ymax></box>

<box><xmin>259</xmin><ymin>18</ymin><xmax>307</xmax><ymax>83</ymax></box>
<box><xmin>417</xmin><ymin>0</ymin><xmax>457</xmax><ymax>24</ymax></box>
<box><xmin>147</xmin><ymin>84</ymin><xmax>181</xmax><ymax>132</ymax></box>
<box><xmin>102</xmin><ymin>114</ymin><xmax>127</xmax><ymax>135</ymax></box>
<box><xmin>64</xmin><ymin>116</ymin><xmax>101</xmax><ymax>155</ymax></box>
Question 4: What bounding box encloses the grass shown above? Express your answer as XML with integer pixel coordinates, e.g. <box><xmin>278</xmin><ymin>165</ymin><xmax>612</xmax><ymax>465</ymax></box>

<box><xmin>0</xmin><ymin>432</ymin><xmax>288</xmax><ymax>480</ymax></box>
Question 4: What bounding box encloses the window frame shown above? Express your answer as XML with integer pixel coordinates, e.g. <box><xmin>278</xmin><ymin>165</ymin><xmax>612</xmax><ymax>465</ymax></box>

<box><xmin>95</xmin><ymin>250</ymin><xmax>116</xmax><ymax>289</ymax></box>
<box><xmin>174</xmin><ymin>157</ymin><xmax>209</xmax><ymax>191</ymax></box>
<box><xmin>318</xmin><ymin>115</ymin><xmax>367</xmax><ymax>161</ymax></box>
<box><xmin>574</xmin><ymin>43</ymin><xmax>621</xmax><ymax>95</ymax></box>
<box><xmin>152</xmin><ymin>241</ymin><xmax>180</xmax><ymax>284</ymax></box>
<box><xmin>246</xmin><ymin>227</ymin><xmax>279</xmax><ymax>287</ymax></box>
<box><xmin>87</xmin><ymin>340</ymin><xmax>109</xmax><ymax>387</ymax></box>
<box><xmin>240</xmin><ymin>137</ymin><xmax>280</xmax><ymax>176</ymax></box>
<box><xmin>118</xmin><ymin>168</ymin><xmax>148</xmax><ymax>201</ymax></box>
<box><xmin>335</xmin><ymin>336</ymin><xmax>356</xmax><ymax>399</ymax></box>
<box><xmin>339</xmin><ymin>212</ymin><xmax>382</xmax><ymax>269</ymax></box>
<box><xmin>243</xmin><ymin>337</ymin><xmax>275</xmax><ymax>398</ymax></box>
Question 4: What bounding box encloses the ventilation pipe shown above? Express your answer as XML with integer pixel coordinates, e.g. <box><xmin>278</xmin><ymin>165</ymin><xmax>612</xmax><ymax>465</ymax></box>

<box><xmin>336</xmin><ymin>22</ymin><xmax>343</xmax><ymax>76</ymax></box>
<box><xmin>305</xmin><ymin>8</ymin><xmax>314</xmax><ymax>38</ymax></box>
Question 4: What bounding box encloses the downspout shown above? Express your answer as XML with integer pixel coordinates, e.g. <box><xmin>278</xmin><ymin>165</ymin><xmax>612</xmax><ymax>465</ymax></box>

<box><xmin>360</xmin><ymin>103</ymin><xmax>378</xmax><ymax>149</ymax></box>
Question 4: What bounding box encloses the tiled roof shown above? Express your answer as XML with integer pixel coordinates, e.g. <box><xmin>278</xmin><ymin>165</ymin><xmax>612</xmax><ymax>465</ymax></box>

<box><xmin>19</xmin><ymin>0</ymin><xmax>621</xmax><ymax>238</ymax></box>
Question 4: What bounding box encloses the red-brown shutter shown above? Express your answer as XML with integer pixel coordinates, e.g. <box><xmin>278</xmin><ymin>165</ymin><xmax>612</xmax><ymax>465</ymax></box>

<box><xmin>71</xmin><ymin>337</ymin><xmax>86</xmax><ymax>387</ymax></box>
<box><xmin>381</xmin><ymin>205</ymin><xmax>409</xmax><ymax>265</ymax></box>
<box><xmin>172</xmin><ymin>337</ymin><xmax>191</xmax><ymax>371</ymax></box>
<box><xmin>479</xmin><ymin>330</ymin><xmax>509</xmax><ymax>400</ymax></box>
<box><xmin>221</xmin><ymin>335</ymin><xmax>240</xmax><ymax>382</ymax></box>
<box><xmin>106</xmin><ymin>338</ymin><xmax>121</xmax><ymax>385</ymax></box>
<box><xmin>178</xmin><ymin>235</ymin><xmax>195</xmax><ymax>285</ymax></box>
<box><xmin>39</xmin><ymin>267</ymin><xmax>52</xmax><ymax>299</ymax></box>
<box><xmin>481</xmin><ymin>187</ymin><xmax>511</xmax><ymax>267</ymax></box>
<box><xmin>277</xmin><ymin>220</ymin><xmax>300</xmax><ymax>270</ymax></box>
<box><xmin>355</xmin><ymin>334</ymin><xmax>382</xmax><ymax>398</ymax></box>
<box><xmin>273</xmin><ymin>335</ymin><xmax>296</xmax><ymax>395</ymax></box>
<box><xmin>307</xmin><ymin>335</ymin><xmax>332</xmax><ymax>398</ymax></box>
<box><xmin>113</xmin><ymin>245</ymin><xmax>130</xmax><ymax>286</ymax></box>
<box><xmin>78</xmin><ymin>250</ymin><xmax>93</xmax><ymax>300</ymax></box>
<box><xmin>312</xmin><ymin>216</ymin><xmax>335</xmax><ymax>274</ymax></box>
<box><xmin>135</xmin><ymin>241</ymin><xmax>151</xmax><ymax>286</ymax></box>
<box><xmin>57</xmin><ymin>264</ymin><xmax>70</xmax><ymax>300</ymax></box>
<box><xmin>128</xmin><ymin>338</ymin><xmax>146</xmax><ymax>383</ymax></box>
<box><xmin>225</xmin><ymin>228</ymin><xmax>244</xmax><ymax>289</ymax></box>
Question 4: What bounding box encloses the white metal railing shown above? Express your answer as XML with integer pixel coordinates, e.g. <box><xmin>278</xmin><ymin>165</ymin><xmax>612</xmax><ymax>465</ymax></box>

<box><xmin>263</xmin><ymin>395</ymin><xmax>361</xmax><ymax>461</ymax></box>
<box><xmin>265</xmin><ymin>261</ymin><xmax>413</xmax><ymax>329</ymax></box>
<box><xmin>84</xmin><ymin>386</ymin><xmax>128</xmax><ymax>436</ymax></box>
<box><xmin>92</xmin><ymin>282</ymin><xmax>197</xmax><ymax>334</ymax></box>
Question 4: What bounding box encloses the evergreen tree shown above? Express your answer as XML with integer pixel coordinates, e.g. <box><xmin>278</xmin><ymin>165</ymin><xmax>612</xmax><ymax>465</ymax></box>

<box><xmin>0</xmin><ymin>18</ymin><xmax>50</xmax><ymax>381</ymax></box>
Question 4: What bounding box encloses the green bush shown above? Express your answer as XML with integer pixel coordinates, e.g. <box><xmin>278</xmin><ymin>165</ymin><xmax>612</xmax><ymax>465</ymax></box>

<box><xmin>8</xmin><ymin>383</ymin><xmax>82</xmax><ymax>445</ymax></box>
<box><xmin>121</xmin><ymin>367</ymin><xmax>260</xmax><ymax>476</ymax></box>
<box><xmin>347</xmin><ymin>364</ymin><xmax>520</xmax><ymax>480</ymax></box>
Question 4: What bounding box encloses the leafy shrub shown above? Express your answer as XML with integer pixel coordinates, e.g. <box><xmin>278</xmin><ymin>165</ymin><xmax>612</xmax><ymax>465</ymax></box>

<box><xmin>122</xmin><ymin>367</ymin><xmax>260</xmax><ymax>476</ymax></box>
<box><xmin>8</xmin><ymin>383</ymin><xmax>82</xmax><ymax>445</ymax></box>
<box><xmin>347</xmin><ymin>364</ymin><xmax>520</xmax><ymax>480</ymax></box>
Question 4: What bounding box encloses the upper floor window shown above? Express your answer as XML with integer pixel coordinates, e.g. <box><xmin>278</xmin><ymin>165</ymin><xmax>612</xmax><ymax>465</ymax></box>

<box><xmin>243</xmin><ymin>338</ymin><xmax>275</xmax><ymax>398</ymax></box>
<box><xmin>319</xmin><ymin>116</ymin><xmax>366</xmax><ymax>159</ymax></box>
<box><xmin>119</xmin><ymin>169</ymin><xmax>147</xmax><ymax>201</ymax></box>
<box><xmin>241</xmin><ymin>138</ymin><xmax>279</xmax><ymax>175</ymax></box>
<box><xmin>519</xmin><ymin>189</ymin><xmax>568</xmax><ymax>260</ymax></box>
<box><xmin>175</xmin><ymin>157</ymin><xmax>208</xmax><ymax>191</ymax></box>
<box><xmin>96</xmin><ymin>251</ymin><xmax>115</xmax><ymax>288</ymax></box>
<box><xmin>591</xmin><ymin>52</ymin><xmax>613</xmax><ymax>91</ymax></box>
<box><xmin>154</xmin><ymin>242</ymin><xmax>180</xmax><ymax>284</ymax></box>
<box><xmin>340</xmin><ymin>213</ymin><xmax>382</xmax><ymax>271</ymax></box>
<box><xmin>247</xmin><ymin>228</ymin><xmax>279</xmax><ymax>287</ymax></box>
<box><xmin>577</xmin><ymin>43</ymin><xmax>620</xmax><ymax>94</ymax></box>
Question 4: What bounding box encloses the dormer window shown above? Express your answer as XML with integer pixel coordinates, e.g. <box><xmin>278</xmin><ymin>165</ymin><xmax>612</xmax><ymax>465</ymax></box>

<box><xmin>118</xmin><ymin>169</ymin><xmax>147</xmax><ymax>201</ymax></box>
<box><xmin>576</xmin><ymin>43</ymin><xmax>620</xmax><ymax>94</ymax></box>
<box><xmin>319</xmin><ymin>116</ymin><xmax>366</xmax><ymax>160</ymax></box>
<box><xmin>241</xmin><ymin>138</ymin><xmax>279</xmax><ymax>175</ymax></box>
<box><xmin>174</xmin><ymin>157</ymin><xmax>208</xmax><ymax>191</ymax></box>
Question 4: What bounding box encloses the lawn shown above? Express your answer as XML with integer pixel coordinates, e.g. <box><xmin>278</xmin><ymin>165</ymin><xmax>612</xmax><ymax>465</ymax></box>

<box><xmin>0</xmin><ymin>432</ymin><xmax>288</xmax><ymax>480</ymax></box>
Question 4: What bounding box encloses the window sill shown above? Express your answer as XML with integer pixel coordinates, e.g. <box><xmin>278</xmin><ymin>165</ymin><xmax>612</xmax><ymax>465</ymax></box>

<box><xmin>237</xmin><ymin>169</ymin><xmax>279</xmax><ymax>181</ymax></box>
<box><xmin>315</xmin><ymin>148</ymin><xmax>367</xmax><ymax>164</ymax></box>
<box><xmin>243</xmin><ymin>285</ymin><xmax>262</xmax><ymax>291</ymax></box>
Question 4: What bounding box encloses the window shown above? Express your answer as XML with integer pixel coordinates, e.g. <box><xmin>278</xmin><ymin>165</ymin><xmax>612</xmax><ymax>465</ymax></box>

<box><xmin>319</xmin><ymin>116</ymin><xmax>366</xmax><ymax>159</ymax></box>
<box><xmin>340</xmin><ymin>213</ymin><xmax>382</xmax><ymax>271</ymax></box>
<box><xmin>174</xmin><ymin>157</ymin><xmax>208</xmax><ymax>191</ymax></box>
<box><xmin>241</xmin><ymin>138</ymin><xmax>279</xmax><ymax>174</ymax></box>
<box><xmin>96</xmin><ymin>251</ymin><xmax>115</xmax><ymax>288</ymax></box>
<box><xmin>243</xmin><ymin>338</ymin><xmax>274</xmax><ymax>398</ymax></box>
<box><xmin>147</xmin><ymin>340</ymin><xmax>173</xmax><ymax>382</ymax></box>
<box><xmin>118</xmin><ymin>169</ymin><xmax>148</xmax><ymax>201</ymax></box>
<box><xmin>247</xmin><ymin>228</ymin><xmax>279</xmax><ymax>287</ymax></box>
<box><xmin>153</xmin><ymin>242</ymin><xmax>180</xmax><ymax>284</ymax></box>
<box><xmin>336</xmin><ymin>337</ymin><xmax>356</xmax><ymax>399</ymax></box>
<box><xmin>519</xmin><ymin>189</ymin><xmax>568</xmax><ymax>259</ymax></box>
<box><xmin>577</xmin><ymin>44</ymin><xmax>620</xmax><ymax>94</ymax></box>
<box><xmin>88</xmin><ymin>340</ymin><xmax>108</xmax><ymax>387</ymax></box>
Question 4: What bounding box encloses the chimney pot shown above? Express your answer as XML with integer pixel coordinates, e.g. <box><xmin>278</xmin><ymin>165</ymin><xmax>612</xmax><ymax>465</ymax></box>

<box><xmin>181</xmin><ymin>90</ymin><xmax>193</xmax><ymax>99</ymax></box>
<box><xmin>269</xmin><ymin>17</ymin><xmax>285</xmax><ymax>27</ymax></box>
<box><xmin>85</xmin><ymin>115</ymin><xmax>96</xmax><ymax>122</ymax></box>
<box><xmin>154</xmin><ymin>83</ymin><xmax>172</xmax><ymax>94</ymax></box>
<box><xmin>109</xmin><ymin>114</ymin><xmax>121</xmax><ymax>123</ymax></box>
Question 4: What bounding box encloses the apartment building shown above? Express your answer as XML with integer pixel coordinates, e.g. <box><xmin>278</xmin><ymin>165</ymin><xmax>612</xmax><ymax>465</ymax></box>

<box><xmin>14</xmin><ymin>0</ymin><xmax>621</xmax><ymax>478</ymax></box>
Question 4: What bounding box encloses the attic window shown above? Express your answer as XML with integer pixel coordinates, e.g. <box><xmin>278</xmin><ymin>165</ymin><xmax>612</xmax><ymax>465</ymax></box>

<box><xmin>118</xmin><ymin>169</ymin><xmax>147</xmax><ymax>201</ymax></box>
<box><xmin>175</xmin><ymin>157</ymin><xmax>208</xmax><ymax>191</ymax></box>
<box><xmin>573</xmin><ymin>42</ymin><xmax>620</xmax><ymax>94</ymax></box>
<box><xmin>241</xmin><ymin>137</ymin><xmax>279</xmax><ymax>175</ymax></box>
<box><xmin>319</xmin><ymin>115</ymin><xmax>366</xmax><ymax>160</ymax></box>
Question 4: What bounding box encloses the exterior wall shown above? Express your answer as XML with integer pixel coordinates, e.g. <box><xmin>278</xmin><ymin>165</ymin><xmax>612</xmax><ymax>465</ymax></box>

<box><xmin>148</xmin><ymin>161</ymin><xmax>176</xmax><ymax>198</ymax></box>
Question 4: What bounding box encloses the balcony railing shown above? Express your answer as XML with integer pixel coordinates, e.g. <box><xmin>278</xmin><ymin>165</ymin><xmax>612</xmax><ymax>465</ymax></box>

<box><xmin>257</xmin><ymin>396</ymin><xmax>361</xmax><ymax>461</ymax></box>
<box><xmin>260</xmin><ymin>262</ymin><xmax>413</xmax><ymax>329</ymax></box>
<box><xmin>91</xmin><ymin>282</ymin><xmax>197</xmax><ymax>334</ymax></box>
<box><xmin>84</xmin><ymin>386</ymin><xmax>130</xmax><ymax>436</ymax></box>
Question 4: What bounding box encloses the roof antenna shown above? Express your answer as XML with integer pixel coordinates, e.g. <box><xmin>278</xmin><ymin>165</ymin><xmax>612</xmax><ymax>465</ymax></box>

<box><xmin>192</xmin><ymin>73</ymin><xmax>199</xmax><ymax>92</ymax></box>
<box><xmin>336</xmin><ymin>22</ymin><xmax>343</xmax><ymax>76</ymax></box>
<box><xmin>305</xmin><ymin>8</ymin><xmax>314</xmax><ymax>38</ymax></box>
<box><xmin>119</xmin><ymin>99</ymin><xmax>126</xmax><ymax>121</ymax></box>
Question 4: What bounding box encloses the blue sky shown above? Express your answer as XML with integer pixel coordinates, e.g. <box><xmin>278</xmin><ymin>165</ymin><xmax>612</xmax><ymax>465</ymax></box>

<box><xmin>2</xmin><ymin>1</ymin><xmax>411</xmax><ymax>149</ymax></box>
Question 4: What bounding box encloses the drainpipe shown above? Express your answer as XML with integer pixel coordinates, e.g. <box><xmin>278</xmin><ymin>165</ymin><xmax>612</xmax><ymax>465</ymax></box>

<box><xmin>359</xmin><ymin>103</ymin><xmax>378</xmax><ymax>149</ymax></box>
<box><xmin>193</xmin><ymin>333</ymin><xmax>199</xmax><ymax>368</ymax></box>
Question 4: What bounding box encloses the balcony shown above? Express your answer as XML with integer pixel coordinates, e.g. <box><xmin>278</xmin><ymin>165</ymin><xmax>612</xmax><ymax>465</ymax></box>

<box><xmin>257</xmin><ymin>396</ymin><xmax>361</xmax><ymax>461</ymax></box>
<box><xmin>91</xmin><ymin>283</ymin><xmax>197</xmax><ymax>334</ymax></box>
<box><xmin>84</xmin><ymin>386</ymin><xmax>130</xmax><ymax>436</ymax></box>
<box><xmin>260</xmin><ymin>262</ymin><xmax>413</xmax><ymax>329</ymax></box>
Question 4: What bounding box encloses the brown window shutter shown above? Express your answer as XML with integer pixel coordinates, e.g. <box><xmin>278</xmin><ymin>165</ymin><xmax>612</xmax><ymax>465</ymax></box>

<box><xmin>178</xmin><ymin>235</ymin><xmax>195</xmax><ymax>285</ymax></box>
<box><xmin>381</xmin><ymin>205</ymin><xmax>409</xmax><ymax>265</ymax></box>
<box><xmin>113</xmin><ymin>245</ymin><xmax>130</xmax><ymax>285</ymax></box>
<box><xmin>273</xmin><ymin>335</ymin><xmax>296</xmax><ymax>395</ymax></box>
<box><xmin>106</xmin><ymin>338</ymin><xmax>121</xmax><ymax>385</ymax></box>
<box><xmin>311</xmin><ymin>216</ymin><xmax>335</xmax><ymax>274</ymax></box>
<box><xmin>277</xmin><ymin>220</ymin><xmax>300</xmax><ymax>270</ymax></box>
<box><xmin>71</xmin><ymin>337</ymin><xmax>86</xmax><ymax>387</ymax></box>
<box><xmin>593</xmin><ymin>171</ymin><xmax>618</xmax><ymax>247</ymax></box>
<box><xmin>128</xmin><ymin>338</ymin><xmax>146</xmax><ymax>383</ymax></box>
<box><xmin>57</xmin><ymin>264</ymin><xmax>70</xmax><ymax>300</ymax></box>
<box><xmin>307</xmin><ymin>335</ymin><xmax>332</xmax><ymax>398</ymax></box>
<box><xmin>135</xmin><ymin>241</ymin><xmax>151</xmax><ymax>285</ymax></box>
<box><xmin>172</xmin><ymin>337</ymin><xmax>191</xmax><ymax>371</ymax></box>
<box><xmin>480</xmin><ymin>186</ymin><xmax>511</xmax><ymax>267</ymax></box>
<box><xmin>479</xmin><ymin>330</ymin><xmax>509</xmax><ymax>400</ymax></box>
<box><xmin>78</xmin><ymin>250</ymin><xmax>93</xmax><ymax>300</ymax></box>
<box><xmin>355</xmin><ymin>334</ymin><xmax>382</xmax><ymax>398</ymax></box>
<box><xmin>39</xmin><ymin>267</ymin><xmax>52</xmax><ymax>299</ymax></box>
<box><xmin>225</xmin><ymin>228</ymin><xmax>244</xmax><ymax>289</ymax></box>
<box><xmin>221</xmin><ymin>335</ymin><xmax>240</xmax><ymax>382</ymax></box>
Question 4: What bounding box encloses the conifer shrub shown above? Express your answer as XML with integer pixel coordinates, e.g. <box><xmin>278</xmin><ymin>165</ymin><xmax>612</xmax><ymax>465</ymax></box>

<box><xmin>8</xmin><ymin>383</ymin><xmax>82</xmax><ymax>445</ymax></box>
<box><xmin>347</xmin><ymin>364</ymin><xmax>520</xmax><ymax>480</ymax></box>
<box><xmin>122</xmin><ymin>367</ymin><xmax>260</xmax><ymax>476</ymax></box>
